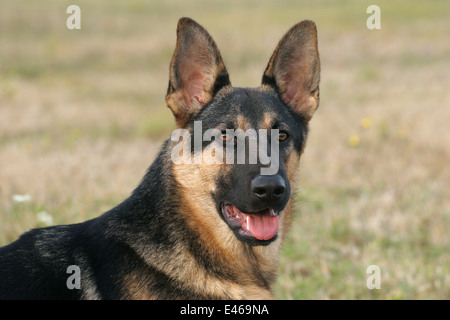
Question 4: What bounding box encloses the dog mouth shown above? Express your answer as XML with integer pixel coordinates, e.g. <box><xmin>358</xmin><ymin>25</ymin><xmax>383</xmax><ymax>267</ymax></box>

<box><xmin>220</xmin><ymin>203</ymin><xmax>279</xmax><ymax>243</ymax></box>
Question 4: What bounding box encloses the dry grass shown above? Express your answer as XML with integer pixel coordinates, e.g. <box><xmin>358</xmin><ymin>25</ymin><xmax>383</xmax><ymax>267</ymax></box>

<box><xmin>1</xmin><ymin>0</ymin><xmax>449</xmax><ymax>299</ymax></box>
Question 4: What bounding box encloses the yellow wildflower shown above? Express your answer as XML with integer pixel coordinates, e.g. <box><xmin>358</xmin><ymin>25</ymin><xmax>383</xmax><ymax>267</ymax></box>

<box><xmin>348</xmin><ymin>135</ymin><xmax>360</xmax><ymax>147</ymax></box>
<box><xmin>361</xmin><ymin>118</ymin><xmax>372</xmax><ymax>129</ymax></box>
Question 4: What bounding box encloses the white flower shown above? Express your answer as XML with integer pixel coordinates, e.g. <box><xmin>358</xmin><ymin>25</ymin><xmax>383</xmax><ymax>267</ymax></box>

<box><xmin>37</xmin><ymin>211</ymin><xmax>54</xmax><ymax>226</ymax></box>
<box><xmin>12</xmin><ymin>194</ymin><xmax>31</xmax><ymax>202</ymax></box>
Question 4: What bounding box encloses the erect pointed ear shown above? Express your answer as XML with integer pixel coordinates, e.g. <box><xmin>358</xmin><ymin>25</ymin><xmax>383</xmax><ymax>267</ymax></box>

<box><xmin>262</xmin><ymin>20</ymin><xmax>320</xmax><ymax>121</ymax></box>
<box><xmin>166</xmin><ymin>17</ymin><xmax>231</xmax><ymax>128</ymax></box>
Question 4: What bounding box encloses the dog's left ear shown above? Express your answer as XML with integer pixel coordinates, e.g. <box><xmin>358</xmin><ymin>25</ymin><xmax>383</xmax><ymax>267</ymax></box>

<box><xmin>262</xmin><ymin>20</ymin><xmax>320</xmax><ymax>121</ymax></box>
<box><xmin>166</xmin><ymin>17</ymin><xmax>231</xmax><ymax>128</ymax></box>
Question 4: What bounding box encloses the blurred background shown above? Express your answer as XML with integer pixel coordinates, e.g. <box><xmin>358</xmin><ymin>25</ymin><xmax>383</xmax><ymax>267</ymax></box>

<box><xmin>0</xmin><ymin>0</ymin><xmax>448</xmax><ymax>299</ymax></box>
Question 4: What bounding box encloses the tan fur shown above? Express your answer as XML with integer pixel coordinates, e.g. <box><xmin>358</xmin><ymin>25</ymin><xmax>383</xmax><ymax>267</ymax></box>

<box><xmin>164</xmin><ymin>107</ymin><xmax>303</xmax><ymax>298</ymax></box>
<box><xmin>173</xmin><ymin>162</ymin><xmax>280</xmax><ymax>298</ymax></box>
<box><xmin>136</xmin><ymin>17</ymin><xmax>318</xmax><ymax>300</ymax></box>
<box><xmin>122</xmin><ymin>272</ymin><xmax>155</xmax><ymax>300</ymax></box>
<box><xmin>260</xmin><ymin>112</ymin><xmax>277</xmax><ymax>130</ymax></box>
<box><xmin>236</xmin><ymin>115</ymin><xmax>252</xmax><ymax>132</ymax></box>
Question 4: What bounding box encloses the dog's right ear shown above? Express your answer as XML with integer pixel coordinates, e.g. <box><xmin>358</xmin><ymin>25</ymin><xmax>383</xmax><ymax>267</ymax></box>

<box><xmin>166</xmin><ymin>18</ymin><xmax>231</xmax><ymax>128</ymax></box>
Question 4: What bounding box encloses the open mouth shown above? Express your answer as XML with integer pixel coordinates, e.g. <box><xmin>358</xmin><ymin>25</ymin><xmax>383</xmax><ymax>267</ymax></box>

<box><xmin>220</xmin><ymin>203</ymin><xmax>279</xmax><ymax>243</ymax></box>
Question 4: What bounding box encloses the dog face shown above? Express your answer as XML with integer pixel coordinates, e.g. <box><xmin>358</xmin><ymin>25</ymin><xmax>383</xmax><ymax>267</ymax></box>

<box><xmin>195</xmin><ymin>87</ymin><xmax>307</xmax><ymax>245</ymax></box>
<box><xmin>167</xmin><ymin>18</ymin><xmax>320</xmax><ymax>247</ymax></box>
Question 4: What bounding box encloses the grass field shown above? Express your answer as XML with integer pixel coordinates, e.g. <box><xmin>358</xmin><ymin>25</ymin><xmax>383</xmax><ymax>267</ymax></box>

<box><xmin>1</xmin><ymin>0</ymin><xmax>449</xmax><ymax>299</ymax></box>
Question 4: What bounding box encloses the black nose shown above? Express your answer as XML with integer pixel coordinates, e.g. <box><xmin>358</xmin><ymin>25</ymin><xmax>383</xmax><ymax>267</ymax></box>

<box><xmin>251</xmin><ymin>175</ymin><xmax>286</xmax><ymax>203</ymax></box>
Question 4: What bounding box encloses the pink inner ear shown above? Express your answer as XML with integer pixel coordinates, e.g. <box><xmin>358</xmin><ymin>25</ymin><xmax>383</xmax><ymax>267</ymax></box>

<box><xmin>282</xmin><ymin>82</ymin><xmax>296</xmax><ymax>105</ymax></box>
<box><xmin>183</xmin><ymin>71</ymin><xmax>207</xmax><ymax>109</ymax></box>
<box><xmin>193</xmin><ymin>94</ymin><xmax>205</xmax><ymax>104</ymax></box>
<box><xmin>281</xmin><ymin>74</ymin><xmax>301</xmax><ymax>105</ymax></box>
<box><xmin>281</xmin><ymin>78</ymin><xmax>309</xmax><ymax>112</ymax></box>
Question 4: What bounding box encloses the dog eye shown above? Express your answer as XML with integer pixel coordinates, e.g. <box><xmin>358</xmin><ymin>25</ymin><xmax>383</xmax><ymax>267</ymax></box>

<box><xmin>278</xmin><ymin>131</ymin><xmax>289</xmax><ymax>141</ymax></box>
<box><xmin>221</xmin><ymin>131</ymin><xmax>231</xmax><ymax>141</ymax></box>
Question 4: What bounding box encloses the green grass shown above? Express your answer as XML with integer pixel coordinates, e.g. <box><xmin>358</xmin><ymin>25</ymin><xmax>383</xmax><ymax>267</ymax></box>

<box><xmin>1</xmin><ymin>0</ymin><xmax>449</xmax><ymax>299</ymax></box>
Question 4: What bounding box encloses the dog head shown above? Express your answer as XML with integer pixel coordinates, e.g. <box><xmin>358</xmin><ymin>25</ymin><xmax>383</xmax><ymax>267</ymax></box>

<box><xmin>167</xmin><ymin>18</ymin><xmax>320</xmax><ymax>246</ymax></box>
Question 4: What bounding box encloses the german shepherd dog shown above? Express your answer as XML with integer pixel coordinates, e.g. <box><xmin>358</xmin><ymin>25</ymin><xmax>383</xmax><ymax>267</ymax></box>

<box><xmin>0</xmin><ymin>17</ymin><xmax>320</xmax><ymax>299</ymax></box>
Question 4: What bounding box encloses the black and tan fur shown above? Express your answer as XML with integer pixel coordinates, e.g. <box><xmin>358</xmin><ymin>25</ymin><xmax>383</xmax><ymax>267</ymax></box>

<box><xmin>0</xmin><ymin>18</ymin><xmax>320</xmax><ymax>299</ymax></box>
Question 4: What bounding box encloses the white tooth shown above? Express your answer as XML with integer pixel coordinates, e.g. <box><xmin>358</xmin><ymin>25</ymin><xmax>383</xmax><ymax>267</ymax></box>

<box><xmin>246</xmin><ymin>216</ymin><xmax>250</xmax><ymax>227</ymax></box>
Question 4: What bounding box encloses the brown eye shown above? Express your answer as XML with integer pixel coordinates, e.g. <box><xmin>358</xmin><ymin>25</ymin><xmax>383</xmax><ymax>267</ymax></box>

<box><xmin>279</xmin><ymin>131</ymin><xmax>288</xmax><ymax>141</ymax></box>
<box><xmin>221</xmin><ymin>131</ymin><xmax>230</xmax><ymax>141</ymax></box>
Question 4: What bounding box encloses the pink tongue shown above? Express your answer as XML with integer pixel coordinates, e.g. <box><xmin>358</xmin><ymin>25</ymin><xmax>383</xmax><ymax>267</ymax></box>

<box><xmin>245</xmin><ymin>212</ymin><xmax>279</xmax><ymax>240</ymax></box>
